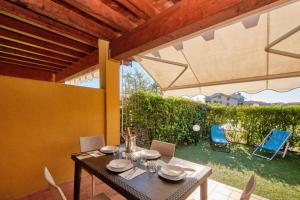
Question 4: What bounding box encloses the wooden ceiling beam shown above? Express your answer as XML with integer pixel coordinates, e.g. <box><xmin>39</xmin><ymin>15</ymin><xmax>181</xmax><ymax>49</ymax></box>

<box><xmin>0</xmin><ymin>14</ymin><xmax>94</xmax><ymax>54</ymax></box>
<box><xmin>170</xmin><ymin>0</ymin><xmax>181</xmax><ymax>4</ymax></box>
<box><xmin>110</xmin><ymin>0</ymin><xmax>290</xmax><ymax>60</ymax></box>
<box><xmin>0</xmin><ymin>0</ymin><xmax>98</xmax><ymax>47</ymax></box>
<box><xmin>0</xmin><ymin>58</ymin><xmax>59</xmax><ymax>72</ymax></box>
<box><xmin>0</xmin><ymin>38</ymin><xmax>78</xmax><ymax>63</ymax></box>
<box><xmin>0</xmin><ymin>61</ymin><xmax>54</xmax><ymax>81</ymax></box>
<box><xmin>115</xmin><ymin>0</ymin><xmax>149</xmax><ymax>20</ymax></box>
<box><xmin>56</xmin><ymin>50</ymin><xmax>98</xmax><ymax>82</ymax></box>
<box><xmin>0</xmin><ymin>46</ymin><xmax>71</xmax><ymax>66</ymax></box>
<box><xmin>8</xmin><ymin>0</ymin><xmax>120</xmax><ymax>40</ymax></box>
<box><xmin>61</xmin><ymin>0</ymin><xmax>136</xmax><ymax>32</ymax></box>
<box><xmin>127</xmin><ymin>0</ymin><xmax>159</xmax><ymax>17</ymax></box>
<box><xmin>0</xmin><ymin>52</ymin><xmax>66</xmax><ymax>70</ymax></box>
<box><xmin>0</xmin><ymin>28</ymin><xmax>86</xmax><ymax>58</ymax></box>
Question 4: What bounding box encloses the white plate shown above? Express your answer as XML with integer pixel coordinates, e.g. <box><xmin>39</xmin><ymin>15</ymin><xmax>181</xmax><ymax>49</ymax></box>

<box><xmin>106</xmin><ymin>163</ymin><xmax>133</xmax><ymax>172</ymax></box>
<box><xmin>161</xmin><ymin>165</ymin><xmax>184</xmax><ymax>177</ymax></box>
<box><xmin>109</xmin><ymin>159</ymin><xmax>131</xmax><ymax>169</ymax></box>
<box><xmin>100</xmin><ymin>146</ymin><xmax>119</xmax><ymax>153</ymax></box>
<box><xmin>142</xmin><ymin>150</ymin><xmax>161</xmax><ymax>159</ymax></box>
<box><xmin>158</xmin><ymin>170</ymin><xmax>186</xmax><ymax>181</ymax></box>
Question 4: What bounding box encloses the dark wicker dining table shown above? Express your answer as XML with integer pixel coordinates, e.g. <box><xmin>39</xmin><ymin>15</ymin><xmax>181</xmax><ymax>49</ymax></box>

<box><xmin>71</xmin><ymin>149</ymin><xmax>212</xmax><ymax>200</ymax></box>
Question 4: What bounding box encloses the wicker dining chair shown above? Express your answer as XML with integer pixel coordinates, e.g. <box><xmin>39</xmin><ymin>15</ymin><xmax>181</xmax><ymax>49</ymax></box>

<box><xmin>80</xmin><ymin>135</ymin><xmax>105</xmax><ymax>152</ymax></box>
<box><xmin>150</xmin><ymin>140</ymin><xmax>176</xmax><ymax>157</ymax></box>
<box><xmin>80</xmin><ymin>135</ymin><xmax>105</xmax><ymax>197</ymax></box>
<box><xmin>44</xmin><ymin>167</ymin><xmax>110</xmax><ymax>200</ymax></box>
<box><xmin>240</xmin><ymin>174</ymin><xmax>256</xmax><ymax>200</ymax></box>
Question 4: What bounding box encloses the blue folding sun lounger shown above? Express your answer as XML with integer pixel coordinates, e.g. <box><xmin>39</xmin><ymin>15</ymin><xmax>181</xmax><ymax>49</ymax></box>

<box><xmin>252</xmin><ymin>129</ymin><xmax>292</xmax><ymax>160</ymax></box>
<box><xmin>210</xmin><ymin>124</ymin><xmax>230</xmax><ymax>151</ymax></box>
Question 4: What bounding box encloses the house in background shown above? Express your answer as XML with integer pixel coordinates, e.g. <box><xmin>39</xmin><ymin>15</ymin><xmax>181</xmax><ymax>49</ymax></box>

<box><xmin>244</xmin><ymin>101</ymin><xmax>271</xmax><ymax>106</ymax></box>
<box><xmin>205</xmin><ymin>93</ymin><xmax>245</xmax><ymax>106</ymax></box>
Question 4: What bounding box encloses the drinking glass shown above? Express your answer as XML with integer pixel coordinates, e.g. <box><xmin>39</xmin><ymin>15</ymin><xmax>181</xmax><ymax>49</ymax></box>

<box><xmin>122</xmin><ymin>152</ymin><xmax>132</xmax><ymax>160</ymax></box>
<box><xmin>139</xmin><ymin>151</ymin><xmax>147</xmax><ymax>165</ymax></box>
<box><xmin>113</xmin><ymin>149</ymin><xmax>119</xmax><ymax>159</ymax></box>
<box><xmin>147</xmin><ymin>160</ymin><xmax>157</xmax><ymax>173</ymax></box>
<box><xmin>131</xmin><ymin>152</ymin><xmax>139</xmax><ymax>163</ymax></box>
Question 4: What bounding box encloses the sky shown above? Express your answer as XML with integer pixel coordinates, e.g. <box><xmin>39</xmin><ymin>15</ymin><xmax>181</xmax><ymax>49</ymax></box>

<box><xmin>73</xmin><ymin>62</ymin><xmax>300</xmax><ymax>103</ymax></box>
<box><xmin>241</xmin><ymin>90</ymin><xmax>300</xmax><ymax>103</ymax></box>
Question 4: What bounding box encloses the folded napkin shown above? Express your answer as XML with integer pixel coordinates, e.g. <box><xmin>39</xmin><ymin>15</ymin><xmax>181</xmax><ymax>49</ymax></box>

<box><xmin>77</xmin><ymin>154</ymin><xmax>92</xmax><ymax>160</ymax></box>
<box><xmin>119</xmin><ymin>168</ymin><xmax>146</xmax><ymax>180</ymax></box>
<box><xmin>161</xmin><ymin>166</ymin><xmax>183</xmax><ymax>177</ymax></box>
<box><xmin>76</xmin><ymin>151</ymin><xmax>105</xmax><ymax>160</ymax></box>
<box><xmin>174</xmin><ymin>164</ymin><xmax>196</xmax><ymax>175</ymax></box>
<box><xmin>88</xmin><ymin>150</ymin><xmax>105</xmax><ymax>157</ymax></box>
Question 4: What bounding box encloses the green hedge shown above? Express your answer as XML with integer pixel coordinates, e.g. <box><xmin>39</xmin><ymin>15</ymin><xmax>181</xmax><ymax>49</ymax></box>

<box><xmin>123</xmin><ymin>91</ymin><xmax>300</xmax><ymax>147</ymax></box>
<box><xmin>207</xmin><ymin>105</ymin><xmax>300</xmax><ymax>147</ymax></box>
<box><xmin>123</xmin><ymin>91</ymin><xmax>208</xmax><ymax>145</ymax></box>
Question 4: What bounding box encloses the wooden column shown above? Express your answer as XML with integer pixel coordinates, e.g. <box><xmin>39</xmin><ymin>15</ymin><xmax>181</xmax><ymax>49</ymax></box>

<box><xmin>98</xmin><ymin>40</ymin><xmax>120</xmax><ymax>145</ymax></box>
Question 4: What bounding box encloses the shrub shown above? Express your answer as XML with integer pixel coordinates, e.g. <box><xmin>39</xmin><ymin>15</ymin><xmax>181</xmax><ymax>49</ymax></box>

<box><xmin>207</xmin><ymin>105</ymin><xmax>300</xmax><ymax>147</ymax></box>
<box><xmin>123</xmin><ymin>91</ymin><xmax>300</xmax><ymax>147</ymax></box>
<box><xmin>122</xmin><ymin>91</ymin><xmax>208</xmax><ymax>145</ymax></box>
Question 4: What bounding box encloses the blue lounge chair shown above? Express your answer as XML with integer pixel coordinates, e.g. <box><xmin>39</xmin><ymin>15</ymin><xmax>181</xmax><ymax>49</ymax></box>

<box><xmin>252</xmin><ymin>129</ymin><xmax>291</xmax><ymax>160</ymax></box>
<box><xmin>210</xmin><ymin>124</ymin><xmax>230</xmax><ymax>151</ymax></box>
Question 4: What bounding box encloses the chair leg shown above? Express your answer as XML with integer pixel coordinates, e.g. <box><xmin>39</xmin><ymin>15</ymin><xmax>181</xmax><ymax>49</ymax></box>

<box><xmin>283</xmin><ymin>142</ymin><xmax>289</xmax><ymax>158</ymax></box>
<box><xmin>270</xmin><ymin>151</ymin><xmax>278</xmax><ymax>160</ymax></box>
<box><xmin>252</xmin><ymin>145</ymin><xmax>260</xmax><ymax>156</ymax></box>
<box><xmin>92</xmin><ymin>175</ymin><xmax>95</xmax><ymax>197</ymax></box>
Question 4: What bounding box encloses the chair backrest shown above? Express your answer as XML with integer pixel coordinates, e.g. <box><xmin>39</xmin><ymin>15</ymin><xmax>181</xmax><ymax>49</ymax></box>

<box><xmin>150</xmin><ymin>140</ymin><xmax>175</xmax><ymax>157</ymax></box>
<box><xmin>44</xmin><ymin>167</ymin><xmax>67</xmax><ymax>200</ymax></box>
<box><xmin>80</xmin><ymin>135</ymin><xmax>105</xmax><ymax>152</ymax></box>
<box><xmin>211</xmin><ymin>124</ymin><xmax>226</xmax><ymax>140</ymax></box>
<box><xmin>240</xmin><ymin>174</ymin><xmax>256</xmax><ymax>200</ymax></box>
<box><xmin>266</xmin><ymin>130</ymin><xmax>291</xmax><ymax>150</ymax></box>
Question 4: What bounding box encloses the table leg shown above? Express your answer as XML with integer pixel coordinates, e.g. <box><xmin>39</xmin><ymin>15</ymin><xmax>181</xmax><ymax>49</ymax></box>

<box><xmin>74</xmin><ymin>162</ymin><xmax>81</xmax><ymax>200</ymax></box>
<box><xmin>200</xmin><ymin>179</ymin><xmax>208</xmax><ymax>200</ymax></box>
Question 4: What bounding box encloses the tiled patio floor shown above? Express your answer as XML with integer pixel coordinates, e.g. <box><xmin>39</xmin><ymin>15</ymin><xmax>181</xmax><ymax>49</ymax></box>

<box><xmin>16</xmin><ymin>175</ymin><xmax>268</xmax><ymax>200</ymax></box>
<box><xmin>186</xmin><ymin>179</ymin><xmax>267</xmax><ymax>200</ymax></box>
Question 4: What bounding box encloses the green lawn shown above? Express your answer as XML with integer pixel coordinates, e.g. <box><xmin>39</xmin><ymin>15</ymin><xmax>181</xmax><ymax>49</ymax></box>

<box><xmin>175</xmin><ymin>141</ymin><xmax>300</xmax><ymax>200</ymax></box>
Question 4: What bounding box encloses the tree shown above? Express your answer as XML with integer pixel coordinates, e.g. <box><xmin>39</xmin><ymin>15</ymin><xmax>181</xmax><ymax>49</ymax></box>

<box><xmin>122</xmin><ymin>67</ymin><xmax>160</xmax><ymax>94</ymax></box>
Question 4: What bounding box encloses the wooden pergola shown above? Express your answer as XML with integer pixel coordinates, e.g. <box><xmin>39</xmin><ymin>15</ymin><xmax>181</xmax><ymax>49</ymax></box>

<box><xmin>1</xmin><ymin>1</ymin><xmax>295</xmax><ymax>200</ymax></box>
<box><xmin>0</xmin><ymin>0</ymin><xmax>288</xmax><ymax>82</ymax></box>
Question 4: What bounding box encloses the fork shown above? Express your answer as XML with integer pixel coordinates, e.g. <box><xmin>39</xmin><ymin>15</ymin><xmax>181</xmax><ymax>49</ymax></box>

<box><xmin>126</xmin><ymin>167</ymin><xmax>137</xmax><ymax>179</ymax></box>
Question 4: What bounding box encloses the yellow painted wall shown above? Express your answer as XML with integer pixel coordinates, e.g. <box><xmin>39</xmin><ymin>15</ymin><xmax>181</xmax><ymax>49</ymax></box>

<box><xmin>0</xmin><ymin>75</ymin><xmax>105</xmax><ymax>199</ymax></box>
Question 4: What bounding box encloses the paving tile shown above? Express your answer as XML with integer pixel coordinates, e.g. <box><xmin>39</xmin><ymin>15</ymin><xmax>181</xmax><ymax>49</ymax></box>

<box><xmin>214</xmin><ymin>186</ymin><xmax>232</xmax><ymax>196</ymax></box>
<box><xmin>14</xmin><ymin>177</ymin><xmax>268</xmax><ymax>200</ymax></box>
<box><xmin>229</xmin><ymin>191</ymin><xmax>242</xmax><ymax>200</ymax></box>
<box><xmin>209</xmin><ymin>192</ymin><xmax>230</xmax><ymax>200</ymax></box>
